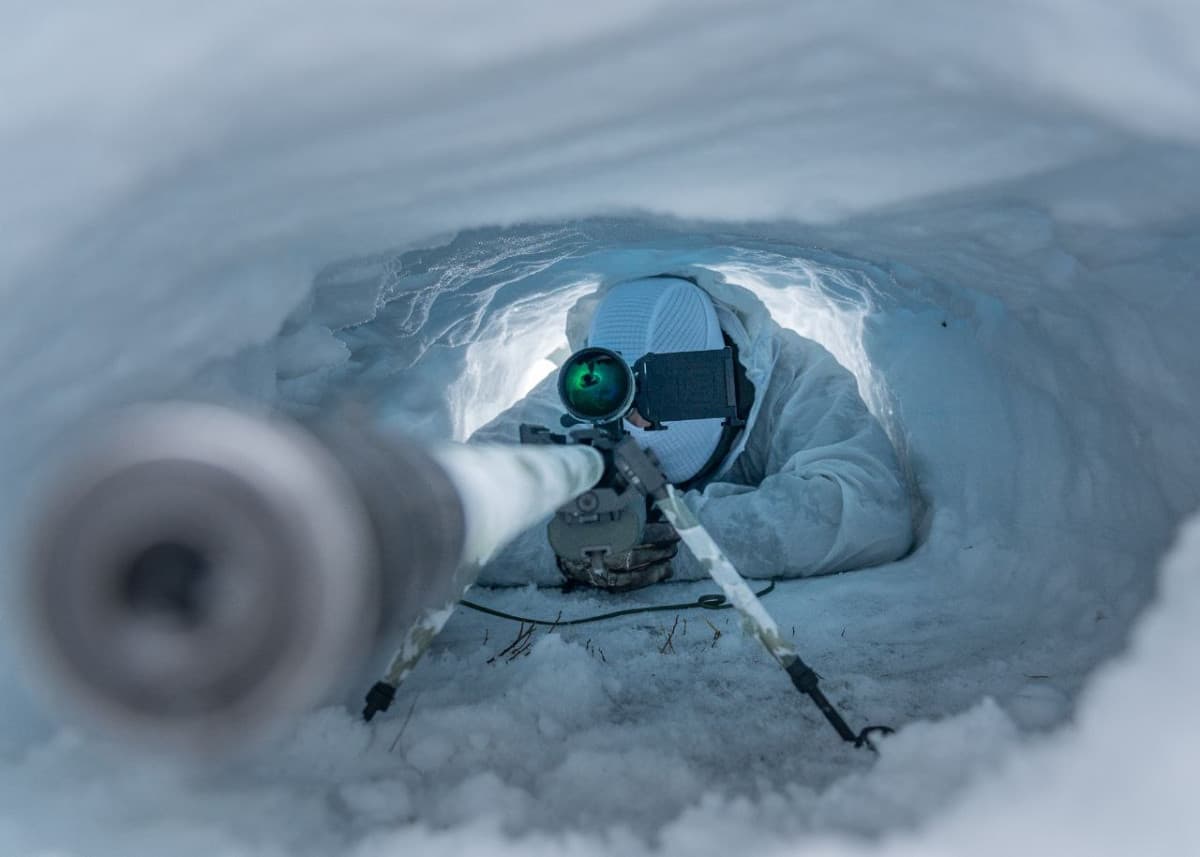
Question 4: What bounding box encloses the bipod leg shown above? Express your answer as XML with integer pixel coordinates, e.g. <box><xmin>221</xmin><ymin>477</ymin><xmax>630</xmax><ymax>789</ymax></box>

<box><xmin>650</xmin><ymin>481</ymin><xmax>893</xmax><ymax>752</ymax></box>
<box><xmin>783</xmin><ymin>655</ymin><xmax>892</xmax><ymax>752</ymax></box>
<box><xmin>361</xmin><ymin>603</ymin><xmax>458</xmax><ymax>722</ymax></box>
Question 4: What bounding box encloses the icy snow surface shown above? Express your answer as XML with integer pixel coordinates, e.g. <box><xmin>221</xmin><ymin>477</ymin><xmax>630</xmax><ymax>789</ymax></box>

<box><xmin>2</xmin><ymin>1</ymin><xmax>1200</xmax><ymax>855</ymax></box>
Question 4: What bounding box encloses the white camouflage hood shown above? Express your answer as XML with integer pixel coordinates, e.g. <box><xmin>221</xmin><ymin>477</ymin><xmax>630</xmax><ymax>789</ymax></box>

<box><xmin>563</xmin><ymin>268</ymin><xmax>779</xmax><ymax>482</ymax></box>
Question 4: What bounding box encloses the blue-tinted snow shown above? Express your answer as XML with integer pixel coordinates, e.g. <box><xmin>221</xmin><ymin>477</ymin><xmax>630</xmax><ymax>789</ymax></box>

<box><xmin>1</xmin><ymin>2</ymin><xmax>1199</xmax><ymax>854</ymax></box>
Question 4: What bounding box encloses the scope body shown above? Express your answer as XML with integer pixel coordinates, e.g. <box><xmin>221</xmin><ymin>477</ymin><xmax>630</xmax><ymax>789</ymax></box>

<box><xmin>557</xmin><ymin>345</ymin><xmax>744</xmax><ymax>430</ymax></box>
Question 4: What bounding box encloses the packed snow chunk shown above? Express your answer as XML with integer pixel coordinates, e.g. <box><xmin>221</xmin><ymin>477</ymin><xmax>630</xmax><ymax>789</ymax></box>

<box><xmin>338</xmin><ymin>777</ymin><xmax>414</xmax><ymax>825</ymax></box>
<box><xmin>1002</xmin><ymin>682</ymin><xmax>1071</xmax><ymax>731</ymax></box>
<box><xmin>503</xmin><ymin>634</ymin><xmax>611</xmax><ymax>721</ymax></box>
<box><xmin>309</xmin><ymin>256</ymin><xmax>392</xmax><ymax>331</ymax></box>
<box><xmin>257</xmin><ymin>706</ymin><xmax>376</xmax><ymax>779</ymax></box>
<box><xmin>658</xmin><ymin>700</ymin><xmax>1019</xmax><ymax>846</ymax></box>
<box><xmin>406</xmin><ymin>735</ymin><xmax>458</xmax><ymax>775</ymax></box>
<box><xmin>273</xmin><ymin>323</ymin><xmax>350</xmax><ymax>380</ymax></box>
<box><xmin>541</xmin><ymin>746</ymin><xmax>704</xmax><ymax>833</ymax></box>
<box><xmin>430</xmin><ymin>771</ymin><xmax>539</xmax><ymax>831</ymax></box>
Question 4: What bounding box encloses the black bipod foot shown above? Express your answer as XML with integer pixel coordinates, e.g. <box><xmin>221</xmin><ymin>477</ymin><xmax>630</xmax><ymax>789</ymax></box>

<box><xmin>854</xmin><ymin>725</ymin><xmax>894</xmax><ymax>753</ymax></box>
<box><xmin>362</xmin><ymin>680</ymin><xmax>397</xmax><ymax>722</ymax></box>
<box><xmin>782</xmin><ymin>655</ymin><xmax>892</xmax><ymax>753</ymax></box>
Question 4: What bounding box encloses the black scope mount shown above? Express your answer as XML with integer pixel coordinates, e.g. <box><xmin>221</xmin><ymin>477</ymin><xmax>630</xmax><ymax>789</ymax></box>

<box><xmin>557</xmin><ymin>344</ymin><xmax>753</xmax><ymax>432</ymax></box>
<box><xmin>632</xmin><ymin>346</ymin><xmax>745</xmax><ymax>431</ymax></box>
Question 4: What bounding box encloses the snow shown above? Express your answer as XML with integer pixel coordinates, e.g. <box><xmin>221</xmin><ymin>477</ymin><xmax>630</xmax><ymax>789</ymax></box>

<box><xmin>2</xmin><ymin>1</ymin><xmax>1199</xmax><ymax>855</ymax></box>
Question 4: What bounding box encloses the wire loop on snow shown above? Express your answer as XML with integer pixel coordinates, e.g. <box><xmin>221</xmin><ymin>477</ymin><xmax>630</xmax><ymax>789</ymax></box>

<box><xmin>854</xmin><ymin>725</ymin><xmax>895</xmax><ymax>753</ymax></box>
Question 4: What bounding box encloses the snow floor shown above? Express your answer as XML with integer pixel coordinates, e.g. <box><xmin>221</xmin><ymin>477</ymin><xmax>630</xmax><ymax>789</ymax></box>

<box><xmin>2</xmin><ymin>2</ymin><xmax>1199</xmax><ymax>855</ymax></box>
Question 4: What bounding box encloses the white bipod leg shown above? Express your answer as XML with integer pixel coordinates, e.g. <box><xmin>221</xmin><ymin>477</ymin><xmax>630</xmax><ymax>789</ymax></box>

<box><xmin>653</xmin><ymin>485</ymin><xmax>796</xmax><ymax>665</ymax></box>
<box><xmin>655</xmin><ymin>484</ymin><xmax>885</xmax><ymax>750</ymax></box>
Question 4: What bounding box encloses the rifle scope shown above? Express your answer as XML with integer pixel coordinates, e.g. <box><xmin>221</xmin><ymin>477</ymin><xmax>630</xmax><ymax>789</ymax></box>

<box><xmin>557</xmin><ymin>344</ymin><xmax>747</xmax><ymax>430</ymax></box>
<box><xmin>556</xmin><ymin>347</ymin><xmax>636</xmax><ymax>424</ymax></box>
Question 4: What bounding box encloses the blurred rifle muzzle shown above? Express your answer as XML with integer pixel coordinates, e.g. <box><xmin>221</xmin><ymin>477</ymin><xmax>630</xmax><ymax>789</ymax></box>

<box><xmin>22</xmin><ymin>402</ymin><xmax>603</xmax><ymax>754</ymax></box>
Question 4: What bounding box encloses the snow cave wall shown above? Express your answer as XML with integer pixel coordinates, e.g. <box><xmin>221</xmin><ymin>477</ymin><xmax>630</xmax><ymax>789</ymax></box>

<box><xmin>1</xmin><ymin>2</ymin><xmax>1199</xmax><ymax>855</ymax></box>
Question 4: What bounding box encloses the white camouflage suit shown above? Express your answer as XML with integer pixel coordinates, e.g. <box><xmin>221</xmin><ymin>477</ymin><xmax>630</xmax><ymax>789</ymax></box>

<box><xmin>471</xmin><ymin>271</ymin><xmax>914</xmax><ymax>585</ymax></box>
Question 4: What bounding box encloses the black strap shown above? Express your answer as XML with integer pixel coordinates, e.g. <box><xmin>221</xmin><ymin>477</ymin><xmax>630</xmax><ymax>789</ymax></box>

<box><xmin>677</xmin><ymin>333</ymin><xmax>756</xmax><ymax>493</ymax></box>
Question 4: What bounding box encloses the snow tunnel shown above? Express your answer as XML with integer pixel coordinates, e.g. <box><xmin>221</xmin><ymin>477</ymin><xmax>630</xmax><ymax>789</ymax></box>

<box><xmin>1</xmin><ymin>3</ymin><xmax>1198</xmax><ymax>855</ymax></box>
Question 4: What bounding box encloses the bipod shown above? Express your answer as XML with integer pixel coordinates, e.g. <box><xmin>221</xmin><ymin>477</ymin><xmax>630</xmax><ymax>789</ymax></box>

<box><xmin>612</xmin><ymin>437</ymin><xmax>893</xmax><ymax>752</ymax></box>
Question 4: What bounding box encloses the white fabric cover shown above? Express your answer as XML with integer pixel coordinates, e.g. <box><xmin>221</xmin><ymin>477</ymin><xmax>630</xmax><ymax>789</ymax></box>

<box><xmin>470</xmin><ymin>272</ymin><xmax>914</xmax><ymax>584</ymax></box>
<box><xmin>586</xmin><ymin>277</ymin><xmax>726</xmax><ymax>484</ymax></box>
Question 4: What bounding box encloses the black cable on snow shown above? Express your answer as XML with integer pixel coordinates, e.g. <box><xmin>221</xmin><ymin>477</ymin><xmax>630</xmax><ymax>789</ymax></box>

<box><xmin>458</xmin><ymin>581</ymin><xmax>775</xmax><ymax>626</ymax></box>
<box><xmin>462</xmin><ymin>582</ymin><xmax>892</xmax><ymax>752</ymax></box>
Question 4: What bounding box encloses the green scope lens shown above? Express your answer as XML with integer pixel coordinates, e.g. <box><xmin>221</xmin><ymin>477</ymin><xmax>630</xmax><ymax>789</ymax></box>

<box><xmin>557</xmin><ymin>347</ymin><xmax>636</xmax><ymax>423</ymax></box>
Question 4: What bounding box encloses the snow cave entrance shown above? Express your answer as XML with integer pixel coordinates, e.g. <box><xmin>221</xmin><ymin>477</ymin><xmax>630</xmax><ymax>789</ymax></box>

<box><xmin>283</xmin><ymin>218</ymin><xmax>1172</xmax><ymax>838</ymax></box>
